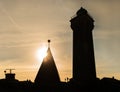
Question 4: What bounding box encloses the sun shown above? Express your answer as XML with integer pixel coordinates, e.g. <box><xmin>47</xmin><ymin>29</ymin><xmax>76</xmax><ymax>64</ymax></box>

<box><xmin>36</xmin><ymin>47</ymin><xmax>47</xmax><ymax>62</ymax></box>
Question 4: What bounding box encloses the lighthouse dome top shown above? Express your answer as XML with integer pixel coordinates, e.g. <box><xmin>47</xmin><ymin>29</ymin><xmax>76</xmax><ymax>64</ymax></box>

<box><xmin>70</xmin><ymin>7</ymin><xmax>94</xmax><ymax>32</ymax></box>
<box><xmin>76</xmin><ymin>7</ymin><xmax>88</xmax><ymax>15</ymax></box>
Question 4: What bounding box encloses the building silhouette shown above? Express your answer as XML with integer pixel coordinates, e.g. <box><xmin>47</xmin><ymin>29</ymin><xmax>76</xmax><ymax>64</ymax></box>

<box><xmin>4</xmin><ymin>69</ymin><xmax>16</xmax><ymax>81</ymax></box>
<box><xmin>34</xmin><ymin>40</ymin><xmax>60</xmax><ymax>86</ymax></box>
<box><xmin>70</xmin><ymin>7</ymin><xmax>96</xmax><ymax>84</ymax></box>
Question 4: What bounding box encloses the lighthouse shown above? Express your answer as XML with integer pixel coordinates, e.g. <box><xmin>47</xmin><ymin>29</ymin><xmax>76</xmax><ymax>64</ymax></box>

<box><xmin>70</xmin><ymin>7</ymin><xmax>96</xmax><ymax>84</ymax></box>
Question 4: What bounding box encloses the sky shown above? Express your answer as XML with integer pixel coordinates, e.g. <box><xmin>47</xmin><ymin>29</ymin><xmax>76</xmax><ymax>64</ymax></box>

<box><xmin>0</xmin><ymin>0</ymin><xmax>120</xmax><ymax>82</ymax></box>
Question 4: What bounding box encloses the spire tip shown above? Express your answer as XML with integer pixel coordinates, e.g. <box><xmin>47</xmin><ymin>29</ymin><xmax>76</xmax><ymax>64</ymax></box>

<box><xmin>48</xmin><ymin>39</ymin><xmax>51</xmax><ymax>48</ymax></box>
<box><xmin>48</xmin><ymin>39</ymin><xmax>51</xmax><ymax>43</ymax></box>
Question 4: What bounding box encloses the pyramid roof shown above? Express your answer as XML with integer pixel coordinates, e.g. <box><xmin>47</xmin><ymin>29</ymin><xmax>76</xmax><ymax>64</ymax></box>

<box><xmin>35</xmin><ymin>41</ymin><xmax>60</xmax><ymax>85</ymax></box>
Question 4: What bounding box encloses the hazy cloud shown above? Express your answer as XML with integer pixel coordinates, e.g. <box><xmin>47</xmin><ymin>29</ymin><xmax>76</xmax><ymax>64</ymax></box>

<box><xmin>0</xmin><ymin>0</ymin><xmax>120</xmax><ymax>81</ymax></box>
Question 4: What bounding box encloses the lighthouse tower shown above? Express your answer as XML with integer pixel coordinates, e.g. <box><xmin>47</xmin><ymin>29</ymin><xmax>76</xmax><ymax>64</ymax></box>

<box><xmin>70</xmin><ymin>7</ymin><xmax>96</xmax><ymax>84</ymax></box>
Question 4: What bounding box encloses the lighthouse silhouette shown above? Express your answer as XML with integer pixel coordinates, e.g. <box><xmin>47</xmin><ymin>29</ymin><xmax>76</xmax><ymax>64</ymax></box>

<box><xmin>70</xmin><ymin>7</ymin><xmax>96</xmax><ymax>84</ymax></box>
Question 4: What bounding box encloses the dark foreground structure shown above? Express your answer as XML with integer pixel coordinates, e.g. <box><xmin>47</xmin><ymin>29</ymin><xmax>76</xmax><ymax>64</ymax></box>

<box><xmin>0</xmin><ymin>7</ymin><xmax>120</xmax><ymax>92</ymax></box>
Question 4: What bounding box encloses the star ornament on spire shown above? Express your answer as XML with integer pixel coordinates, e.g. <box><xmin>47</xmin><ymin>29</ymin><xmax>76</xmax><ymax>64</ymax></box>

<box><xmin>48</xmin><ymin>39</ymin><xmax>51</xmax><ymax>43</ymax></box>
<box><xmin>36</xmin><ymin>40</ymin><xmax>52</xmax><ymax>62</ymax></box>
<box><xmin>48</xmin><ymin>39</ymin><xmax>51</xmax><ymax>48</ymax></box>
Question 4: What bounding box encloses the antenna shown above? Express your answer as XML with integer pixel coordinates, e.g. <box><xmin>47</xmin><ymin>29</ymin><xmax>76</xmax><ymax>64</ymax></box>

<box><xmin>5</xmin><ymin>69</ymin><xmax>15</xmax><ymax>74</ymax></box>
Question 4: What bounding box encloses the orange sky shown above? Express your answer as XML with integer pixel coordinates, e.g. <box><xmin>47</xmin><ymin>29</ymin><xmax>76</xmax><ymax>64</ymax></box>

<box><xmin>0</xmin><ymin>0</ymin><xmax>120</xmax><ymax>82</ymax></box>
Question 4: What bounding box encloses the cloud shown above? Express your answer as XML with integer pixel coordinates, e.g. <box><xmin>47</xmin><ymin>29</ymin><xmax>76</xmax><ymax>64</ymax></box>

<box><xmin>0</xmin><ymin>0</ymin><xmax>120</xmax><ymax>81</ymax></box>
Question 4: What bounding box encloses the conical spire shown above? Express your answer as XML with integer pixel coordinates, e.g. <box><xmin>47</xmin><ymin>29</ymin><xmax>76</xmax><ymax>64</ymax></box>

<box><xmin>34</xmin><ymin>40</ymin><xmax>60</xmax><ymax>86</ymax></box>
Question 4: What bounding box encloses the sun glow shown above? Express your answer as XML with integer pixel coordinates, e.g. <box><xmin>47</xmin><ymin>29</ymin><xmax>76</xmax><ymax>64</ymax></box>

<box><xmin>36</xmin><ymin>47</ymin><xmax>47</xmax><ymax>62</ymax></box>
